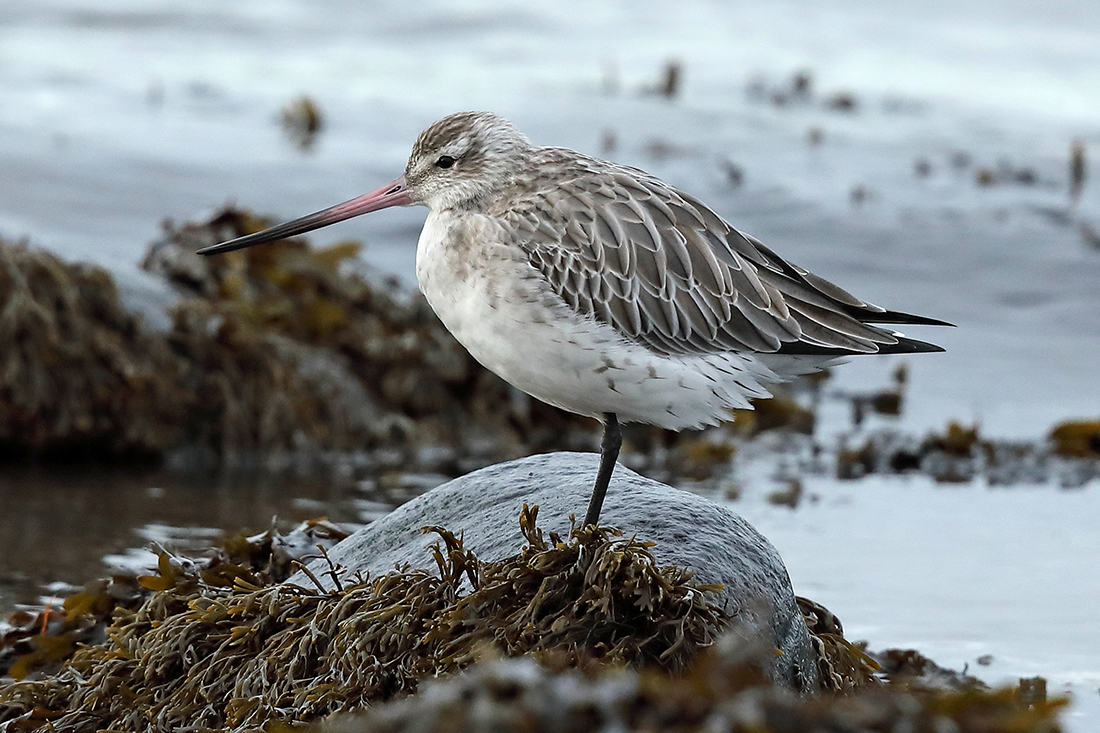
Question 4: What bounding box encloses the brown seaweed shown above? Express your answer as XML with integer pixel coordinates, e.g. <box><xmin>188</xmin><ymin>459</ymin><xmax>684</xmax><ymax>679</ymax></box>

<box><xmin>280</xmin><ymin>96</ymin><xmax>324</xmax><ymax>152</ymax></box>
<box><xmin>1049</xmin><ymin>419</ymin><xmax>1100</xmax><ymax>458</ymax></box>
<box><xmin>0</xmin><ymin>510</ymin><xmax>1069</xmax><ymax>733</ymax></box>
<box><xmin>0</xmin><ymin>509</ymin><xmax>729</xmax><ymax>732</ymax></box>
<box><xmin>0</xmin><ymin>239</ymin><xmax>188</xmax><ymax>461</ymax></box>
<box><xmin>320</xmin><ymin>631</ymin><xmax>1064</xmax><ymax>733</ymax></box>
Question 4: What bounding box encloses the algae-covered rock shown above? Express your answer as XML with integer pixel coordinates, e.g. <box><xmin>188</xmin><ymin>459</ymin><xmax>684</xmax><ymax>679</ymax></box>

<box><xmin>320</xmin><ymin>648</ymin><xmax>1065</xmax><ymax>733</ymax></box>
<box><xmin>0</xmin><ymin>500</ymin><xmax>1067</xmax><ymax>733</ymax></box>
<box><xmin>0</xmin><ymin>238</ymin><xmax>188</xmax><ymax>460</ymax></box>
<box><xmin>290</xmin><ymin>452</ymin><xmax>821</xmax><ymax>690</ymax></box>
<box><xmin>1049</xmin><ymin>419</ymin><xmax>1100</xmax><ymax>458</ymax></box>
<box><xmin>0</xmin><ymin>510</ymin><xmax>734</xmax><ymax>732</ymax></box>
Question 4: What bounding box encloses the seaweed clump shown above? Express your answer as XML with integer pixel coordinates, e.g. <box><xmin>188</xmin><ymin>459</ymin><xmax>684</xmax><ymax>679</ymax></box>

<box><xmin>280</xmin><ymin>96</ymin><xmax>324</xmax><ymax>152</ymax></box>
<box><xmin>0</xmin><ymin>508</ymin><xmax>728</xmax><ymax>732</ymax></box>
<box><xmin>0</xmin><ymin>239</ymin><xmax>187</xmax><ymax>462</ymax></box>
<box><xmin>1049</xmin><ymin>419</ymin><xmax>1100</xmax><ymax>458</ymax></box>
<box><xmin>833</xmin><ymin>418</ymin><xmax>1098</xmax><ymax>487</ymax></box>
<box><xmin>0</xmin><ymin>230</ymin><xmax>370</xmax><ymax>463</ymax></box>
<box><xmin>0</xmin><ymin>519</ymin><xmax>349</xmax><ymax>684</ymax></box>
<box><xmin>322</xmin><ymin>648</ymin><xmax>1064</xmax><ymax>733</ymax></box>
<box><xmin>0</xmin><ymin>510</ymin><xmax>1068</xmax><ymax>733</ymax></box>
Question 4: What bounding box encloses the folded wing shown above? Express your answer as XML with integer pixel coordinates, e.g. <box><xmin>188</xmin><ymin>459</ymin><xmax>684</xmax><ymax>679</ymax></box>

<box><xmin>502</xmin><ymin>154</ymin><xmax>949</xmax><ymax>358</ymax></box>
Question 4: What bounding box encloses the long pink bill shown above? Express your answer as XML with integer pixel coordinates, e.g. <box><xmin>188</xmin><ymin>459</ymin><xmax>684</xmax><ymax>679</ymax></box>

<box><xmin>196</xmin><ymin>176</ymin><xmax>412</xmax><ymax>256</ymax></box>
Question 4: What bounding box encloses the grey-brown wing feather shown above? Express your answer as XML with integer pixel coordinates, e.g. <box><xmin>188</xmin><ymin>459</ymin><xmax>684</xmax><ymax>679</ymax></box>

<box><xmin>499</xmin><ymin>152</ymin><xmax>943</xmax><ymax>357</ymax></box>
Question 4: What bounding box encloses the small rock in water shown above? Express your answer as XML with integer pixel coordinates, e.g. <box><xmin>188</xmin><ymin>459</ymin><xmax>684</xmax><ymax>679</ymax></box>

<box><xmin>280</xmin><ymin>95</ymin><xmax>324</xmax><ymax>151</ymax></box>
<box><xmin>1012</xmin><ymin>166</ymin><xmax>1037</xmax><ymax>185</ymax></box>
<box><xmin>599</xmin><ymin>127</ymin><xmax>617</xmax><ymax>154</ymax></box>
<box><xmin>1081</xmin><ymin>222</ymin><xmax>1100</xmax><ymax>250</ymax></box>
<box><xmin>826</xmin><ymin>92</ymin><xmax>858</xmax><ymax>112</ymax></box>
<box><xmin>950</xmin><ymin>150</ymin><xmax>972</xmax><ymax>170</ymax></box>
<box><xmin>766</xmin><ymin>479</ymin><xmax>803</xmax><ymax>509</ymax></box>
<box><xmin>718</xmin><ymin>157</ymin><xmax>744</xmax><ymax>187</ymax></box>
<box><xmin>659</xmin><ymin>59</ymin><xmax>682</xmax><ymax>98</ymax></box>
<box><xmin>849</xmin><ymin>184</ymin><xmax>870</xmax><ymax>206</ymax></box>
<box><xmin>1070</xmin><ymin>139</ymin><xmax>1086</xmax><ymax>200</ymax></box>
<box><xmin>791</xmin><ymin>70</ymin><xmax>813</xmax><ymax>99</ymax></box>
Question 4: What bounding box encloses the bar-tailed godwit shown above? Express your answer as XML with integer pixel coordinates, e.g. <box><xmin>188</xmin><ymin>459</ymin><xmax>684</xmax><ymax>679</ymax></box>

<box><xmin>199</xmin><ymin>111</ymin><xmax>949</xmax><ymax>526</ymax></box>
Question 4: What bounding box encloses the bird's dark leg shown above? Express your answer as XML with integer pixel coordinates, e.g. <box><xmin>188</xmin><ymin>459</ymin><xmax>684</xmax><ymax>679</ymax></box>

<box><xmin>584</xmin><ymin>412</ymin><xmax>621</xmax><ymax>528</ymax></box>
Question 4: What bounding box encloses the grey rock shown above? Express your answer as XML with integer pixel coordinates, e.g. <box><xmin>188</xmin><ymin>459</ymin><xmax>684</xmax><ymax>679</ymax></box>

<box><xmin>290</xmin><ymin>451</ymin><xmax>819</xmax><ymax>690</ymax></box>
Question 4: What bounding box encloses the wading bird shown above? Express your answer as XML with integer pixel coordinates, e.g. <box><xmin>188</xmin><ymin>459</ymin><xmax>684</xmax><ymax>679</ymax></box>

<box><xmin>199</xmin><ymin>111</ymin><xmax>949</xmax><ymax>527</ymax></box>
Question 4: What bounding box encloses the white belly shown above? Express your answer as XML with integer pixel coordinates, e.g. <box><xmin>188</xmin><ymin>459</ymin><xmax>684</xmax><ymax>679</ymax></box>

<box><xmin>414</xmin><ymin>211</ymin><xmax>790</xmax><ymax>430</ymax></box>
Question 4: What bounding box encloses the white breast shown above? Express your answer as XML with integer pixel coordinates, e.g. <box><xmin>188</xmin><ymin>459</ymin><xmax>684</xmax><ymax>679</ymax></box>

<box><xmin>414</xmin><ymin>210</ymin><xmax>792</xmax><ymax>430</ymax></box>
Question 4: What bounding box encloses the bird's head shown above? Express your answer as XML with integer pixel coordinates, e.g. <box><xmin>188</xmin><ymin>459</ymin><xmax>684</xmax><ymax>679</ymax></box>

<box><xmin>404</xmin><ymin>111</ymin><xmax>533</xmax><ymax>212</ymax></box>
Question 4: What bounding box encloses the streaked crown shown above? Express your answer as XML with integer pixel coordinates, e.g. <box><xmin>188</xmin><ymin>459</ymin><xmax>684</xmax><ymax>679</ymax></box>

<box><xmin>405</xmin><ymin>111</ymin><xmax>533</xmax><ymax>211</ymax></box>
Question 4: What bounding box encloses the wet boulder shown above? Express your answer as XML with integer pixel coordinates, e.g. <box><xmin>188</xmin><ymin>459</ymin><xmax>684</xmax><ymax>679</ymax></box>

<box><xmin>292</xmin><ymin>451</ymin><xmax>820</xmax><ymax>690</ymax></box>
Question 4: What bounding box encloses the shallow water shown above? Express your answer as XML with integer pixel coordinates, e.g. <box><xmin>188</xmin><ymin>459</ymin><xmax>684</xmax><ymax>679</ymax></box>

<box><xmin>0</xmin><ymin>466</ymin><xmax>367</xmax><ymax>610</ymax></box>
<box><xmin>1</xmin><ymin>0</ymin><xmax>1099</xmax><ymax>728</ymax></box>
<box><xmin>736</xmin><ymin>468</ymin><xmax>1100</xmax><ymax>728</ymax></box>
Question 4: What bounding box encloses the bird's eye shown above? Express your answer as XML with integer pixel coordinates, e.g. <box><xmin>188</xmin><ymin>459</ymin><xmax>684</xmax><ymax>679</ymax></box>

<box><xmin>435</xmin><ymin>155</ymin><xmax>456</xmax><ymax>169</ymax></box>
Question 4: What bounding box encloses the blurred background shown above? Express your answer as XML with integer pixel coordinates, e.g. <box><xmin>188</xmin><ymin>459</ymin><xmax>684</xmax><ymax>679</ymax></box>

<box><xmin>1</xmin><ymin>0</ymin><xmax>1098</xmax><ymax>726</ymax></box>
